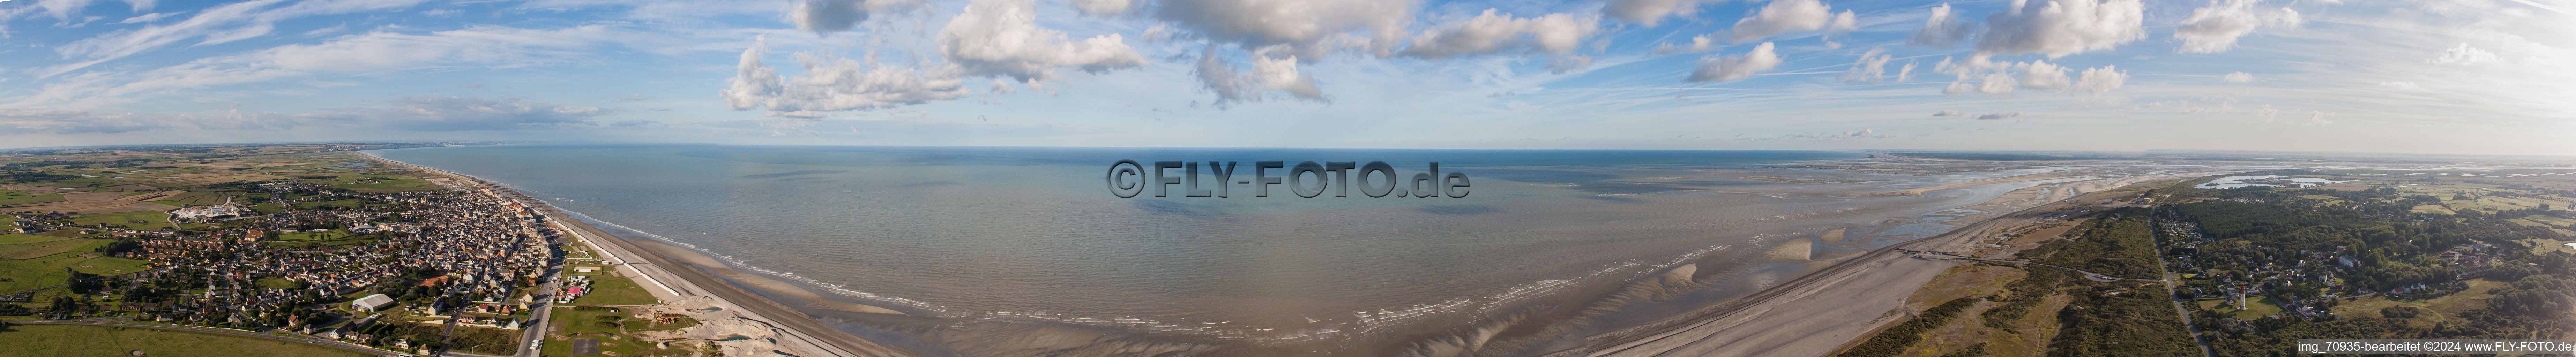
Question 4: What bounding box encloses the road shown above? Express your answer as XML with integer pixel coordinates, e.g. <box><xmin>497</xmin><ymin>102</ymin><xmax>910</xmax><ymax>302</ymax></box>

<box><xmin>2149</xmin><ymin>221</ymin><xmax>2220</xmax><ymax>357</ymax></box>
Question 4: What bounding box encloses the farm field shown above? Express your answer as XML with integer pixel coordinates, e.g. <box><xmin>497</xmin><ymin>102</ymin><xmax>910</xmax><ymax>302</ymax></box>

<box><xmin>0</xmin><ymin>324</ymin><xmax>372</xmax><ymax>357</ymax></box>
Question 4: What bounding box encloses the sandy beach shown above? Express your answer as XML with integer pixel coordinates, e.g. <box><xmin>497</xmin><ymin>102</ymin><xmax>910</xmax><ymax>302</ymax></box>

<box><xmin>1547</xmin><ymin>174</ymin><xmax>2192</xmax><ymax>357</ymax></box>
<box><xmin>353</xmin><ymin>150</ymin><xmax>919</xmax><ymax>357</ymax></box>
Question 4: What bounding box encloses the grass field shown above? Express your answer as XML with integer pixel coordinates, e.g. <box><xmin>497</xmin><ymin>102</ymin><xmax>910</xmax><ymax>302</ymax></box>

<box><xmin>542</xmin><ymin>307</ymin><xmax>704</xmax><ymax>357</ymax></box>
<box><xmin>0</xmin><ymin>238</ymin><xmax>110</xmax><ymax>260</ymax></box>
<box><xmin>568</xmin><ymin>278</ymin><xmax>658</xmax><ymax>306</ymax></box>
<box><xmin>2418</xmin><ymin>278</ymin><xmax>2511</xmax><ymax>325</ymax></box>
<box><xmin>0</xmin><ymin>234</ymin><xmax>66</xmax><ymax>245</ymax></box>
<box><xmin>0</xmin><ymin>251</ymin><xmax>149</xmax><ymax>293</ymax></box>
<box><xmin>2232</xmin><ymin>296</ymin><xmax>2286</xmax><ymax>320</ymax></box>
<box><xmin>66</xmin><ymin>211</ymin><xmax>173</xmax><ymax>229</ymax></box>
<box><xmin>0</xmin><ymin>193</ymin><xmax>66</xmax><ymax>205</ymax></box>
<box><xmin>0</xmin><ymin>324</ymin><xmax>374</xmax><ymax>357</ymax></box>
<box><xmin>265</xmin><ymin>237</ymin><xmax>377</xmax><ymax>249</ymax></box>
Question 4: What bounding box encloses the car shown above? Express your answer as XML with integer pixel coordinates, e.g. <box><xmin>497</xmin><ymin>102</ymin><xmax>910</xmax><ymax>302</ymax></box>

<box><xmin>530</xmin><ymin>341</ymin><xmax>543</xmax><ymax>350</ymax></box>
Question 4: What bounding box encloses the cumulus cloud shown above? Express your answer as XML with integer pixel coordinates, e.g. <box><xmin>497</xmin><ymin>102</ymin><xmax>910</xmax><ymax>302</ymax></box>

<box><xmin>938</xmin><ymin>0</ymin><xmax>1145</xmax><ymax>82</ymax></box>
<box><xmin>1072</xmin><ymin>0</ymin><xmax>1143</xmax><ymax>15</ymax></box>
<box><xmin>1153</xmin><ymin>0</ymin><xmax>1413</xmax><ymax>58</ymax></box>
<box><xmin>1839</xmin><ymin>48</ymin><xmax>1892</xmax><ymax>83</ymax></box>
<box><xmin>303</xmin><ymin>96</ymin><xmax>612</xmax><ymax>131</ymax></box>
<box><xmin>2429</xmin><ymin>43</ymin><xmax>2497</xmax><ymax>64</ymax></box>
<box><xmin>1728</xmin><ymin>0</ymin><xmax>1838</xmax><ymax>43</ymax></box>
<box><xmin>1194</xmin><ymin>46</ymin><xmax>1325</xmax><ymax>105</ymax></box>
<box><xmin>2222</xmin><ymin>71</ymin><xmax>2253</xmax><ymax>83</ymax></box>
<box><xmin>1602</xmin><ymin>0</ymin><xmax>1722</xmax><ymax>27</ymax></box>
<box><xmin>1688</xmin><ymin>42</ymin><xmax>1782</xmax><ymax>82</ymax></box>
<box><xmin>1935</xmin><ymin>57</ymin><xmax>2124</xmax><ymax>97</ymax></box>
<box><xmin>2172</xmin><ymin>0</ymin><xmax>2302</xmax><ymax>53</ymax></box>
<box><xmin>1974</xmin><ymin>0</ymin><xmax>2146</xmax><ymax>57</ymax></box>
<box><xmin>789</xmin><ymin>0</ymin><xmax>925</xmax><ymax>35</ymax></box>
<box><xmin>2075</xmin><ymin>65</ymin><xmax>2126</xmax><ymax>94</ymax></box>
<box><xmin>720</xmin><ymin>37</ymin><xmax>971</xmax><ymax>116</ymax></box>
<box><xmin>2017</xmin><ymin>60</ymin><xmax>2070</xmax><ymax>89</ymax></box>
<box><xmin>1911</xmin><ymin>3</ymin><xmax>1974</xmax><ymax>47</ymax></box>
<box><xmin>1400</xmin><ymin>9</ymin><xmax>1597</xmax><ymax>59</ymax></box>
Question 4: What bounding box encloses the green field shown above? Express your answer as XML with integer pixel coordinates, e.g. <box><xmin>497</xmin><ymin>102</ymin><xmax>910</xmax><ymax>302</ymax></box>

<box><xmin>66</xmin><ymin>211</ymin><xmax>173</xmax><ymax>229</ymax></box>
<box><xmin>0</xmin><ymin>193</ymin><xmax>66</xmax><ymax>206</ymax></box>
<box><xmin>0</xmin><ymin>238</ymin><xmax>110</xmax><ymax>260</ymax></box>
<box><xmin>0</xmin><ymin>324</ymin><xmax>373</xmax><ymax>357</ymax></box>
<box><xmin>0</xmin><ymin>234</ymin><xmax>65</xmax><ymax>245</ymax></box>
<box><xmin>0</xmin><ymin>251</ymin><xmax>150</xmax><ymax>293</ymax></box>
<box><xmin>568</xmin><ymin>278</ymin><xmax>658</xmax><ymax>306</ymax></box>
<box><xmin>542</xmin><ymin>307</ymin><xmax>704</xmax><ymax>357</ymax></box>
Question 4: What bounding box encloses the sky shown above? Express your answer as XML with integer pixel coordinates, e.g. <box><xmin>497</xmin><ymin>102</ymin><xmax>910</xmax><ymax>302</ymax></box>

<box><xmin>0</xmin><ymin>0</ymin><xmax>2568</xmax><ymax>154</ymax></box>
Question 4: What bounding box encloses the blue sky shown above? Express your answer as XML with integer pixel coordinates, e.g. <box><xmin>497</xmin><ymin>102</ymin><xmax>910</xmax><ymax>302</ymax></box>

<box><xmin>0</xmin><ymin>0</ymin><xmax>2567</xmax><ymax>154</ymax></box>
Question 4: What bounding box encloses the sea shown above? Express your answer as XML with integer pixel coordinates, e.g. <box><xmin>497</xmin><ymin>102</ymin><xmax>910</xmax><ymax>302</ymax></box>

<box><xmin>367</xmin><ymin>144</ymin><xmax>2141</xmax><ymax>356</ymax></box>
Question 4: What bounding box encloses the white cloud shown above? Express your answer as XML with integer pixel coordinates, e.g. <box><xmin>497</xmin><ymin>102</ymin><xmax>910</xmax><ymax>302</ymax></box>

<box><xmin>258</xmin><ymin>25</ymin><xmax>627</xmax><ymax>73</ymax></box>
<box><xmin>1194</xmin><ymin>46</ymin><xmax>1325</xmax><ymax>105</ymax></box>
<box><xmin>1910</xmin><ymin>3</ymin><xmax>1973</xmax><ymax>47</ymax></box>
<box><xmin>113</xmin><ymin>11</ymin><xmax>179</xmax><ymax>24</ymax></box>
<box><xmin>720</xmin><ymin>37</ymin><xmax>972</xmax><ymax>116</ymax></box>
<box><xmin>1727</xmin><ymin>0</ymin><xmax>1836</xmax><ymax>43</ymax></box>
<box><xmin>1072</xmin><ymin>0</ymin><xmax>1142</xmax><ymax>15</ymax></box>
<box><xmin>1838</xmin><ymin>48</ymin><xmax>1890</xmax><ymax>83</ymax></box>
<box><xmin>2429</xmin><ymin>43</ymin><xmax>2497</xmax><ymax>64</ymax></box>
<box><xmin>937</xmin><ymin>0</ymin><xmax>1145</xmax><ymax>82</ymax></box>
<box><xmin>788</xmin><ymin>0</ymin><xmax>924</xmax><ymax>35</ymax></box>
<box><xmin>2377</xmin><ymin>81</ymin><xmax>2421</xmax><ymax>91</ymax></box>
<box><xmin>2016</xmin><ymin>60</ymin><xmax>2069</xmax><ymax>89</ymax></box>
<box><xmin>1973</xmin><ymin>111</ymin><xmax>2022</xmax><ymax>119</ymax></box>
<box><xmin>1153</xmin><ymin>0</ymin><xmax>1413</xmax><ymax>58</ymax></box>
<box><xmin>1687</xmin><ymin>41</ymin><xmax>1781</xmax><ymax>82</ymax></box>
<box><xmin>1602</xmin><ymin>0</ymin><xmax>1721</xmax><ymax>27</ymax></box>
<box><xmin>38</xmin><ymin>0</ymin><xmax>438</xmax><ymax>78</ymax></box>
<box><xmin>1974</xmin><ymin>0</ymin><xmax>2145</xmax><ymax>57</ymax></box>
<box><xmin>1933</xmin><ymin>109</ymin><xmax>1963</xmax><ymax>116</ymax></box>
<box><xmin>2172</xmin><ymin>0</ymin><xmax>2302</xmax><ymax>53</ymax></box>
<box><xmin>2222</xmin><ymin>71</ymin><xmax>2253</xmax><ymax>83</ymax></box>
<box><xmin>2074</xmin><ymin>65</ymin><xmax>2124</xmax><ymax>93</ymax></box>
<box><xmin>1399</xmin><ymin>9</ymin><xmax>1598</xmax><ymax>59</ymax></box>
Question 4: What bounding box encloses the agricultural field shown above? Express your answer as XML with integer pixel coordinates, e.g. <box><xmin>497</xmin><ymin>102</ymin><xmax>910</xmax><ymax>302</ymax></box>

<box><xmin>64</xmin><ymin>210</ymin><xmax>176</xmax><ymax>230</ymax></box>
<box><xmin>0</xmin><ymin>324</ymin><xmax>373</xmax><ymax>357</ymax></box>
<box><xmin>1</xmin><ymin>144</ymin><xmax>448</xmax><ymax>214</ymax></box>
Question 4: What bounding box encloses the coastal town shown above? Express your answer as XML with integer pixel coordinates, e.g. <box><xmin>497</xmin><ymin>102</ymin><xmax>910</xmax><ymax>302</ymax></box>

<box><xmin>0</xmin><ymin>144</ymin><xmax>756</xmax><ymax>356</ymax></box>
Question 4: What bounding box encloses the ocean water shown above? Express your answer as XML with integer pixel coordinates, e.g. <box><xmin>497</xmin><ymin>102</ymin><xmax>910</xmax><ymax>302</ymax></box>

<box><xmin>368</xmin><ymin>144</ymin><xmax>2093</xmax><ymax>356</ymax></box>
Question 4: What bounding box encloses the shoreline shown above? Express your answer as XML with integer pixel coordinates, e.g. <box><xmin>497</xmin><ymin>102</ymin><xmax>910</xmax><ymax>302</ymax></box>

<box><xmin>1550</xmin><ymin>174</ymin><xmax>2187</xmax><ymax>357</ymax></box>
<box><xmin>352</xmin><ymin>149</ymin><xmax>919</xmax><ymax>357</ymax></box>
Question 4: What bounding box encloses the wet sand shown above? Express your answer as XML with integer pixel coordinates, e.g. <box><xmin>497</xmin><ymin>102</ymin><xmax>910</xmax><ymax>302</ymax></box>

<box><xmin>1548</xmin><ymin>174</ymin><xmax>2188</xmax><ymax>357</ymax></box>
